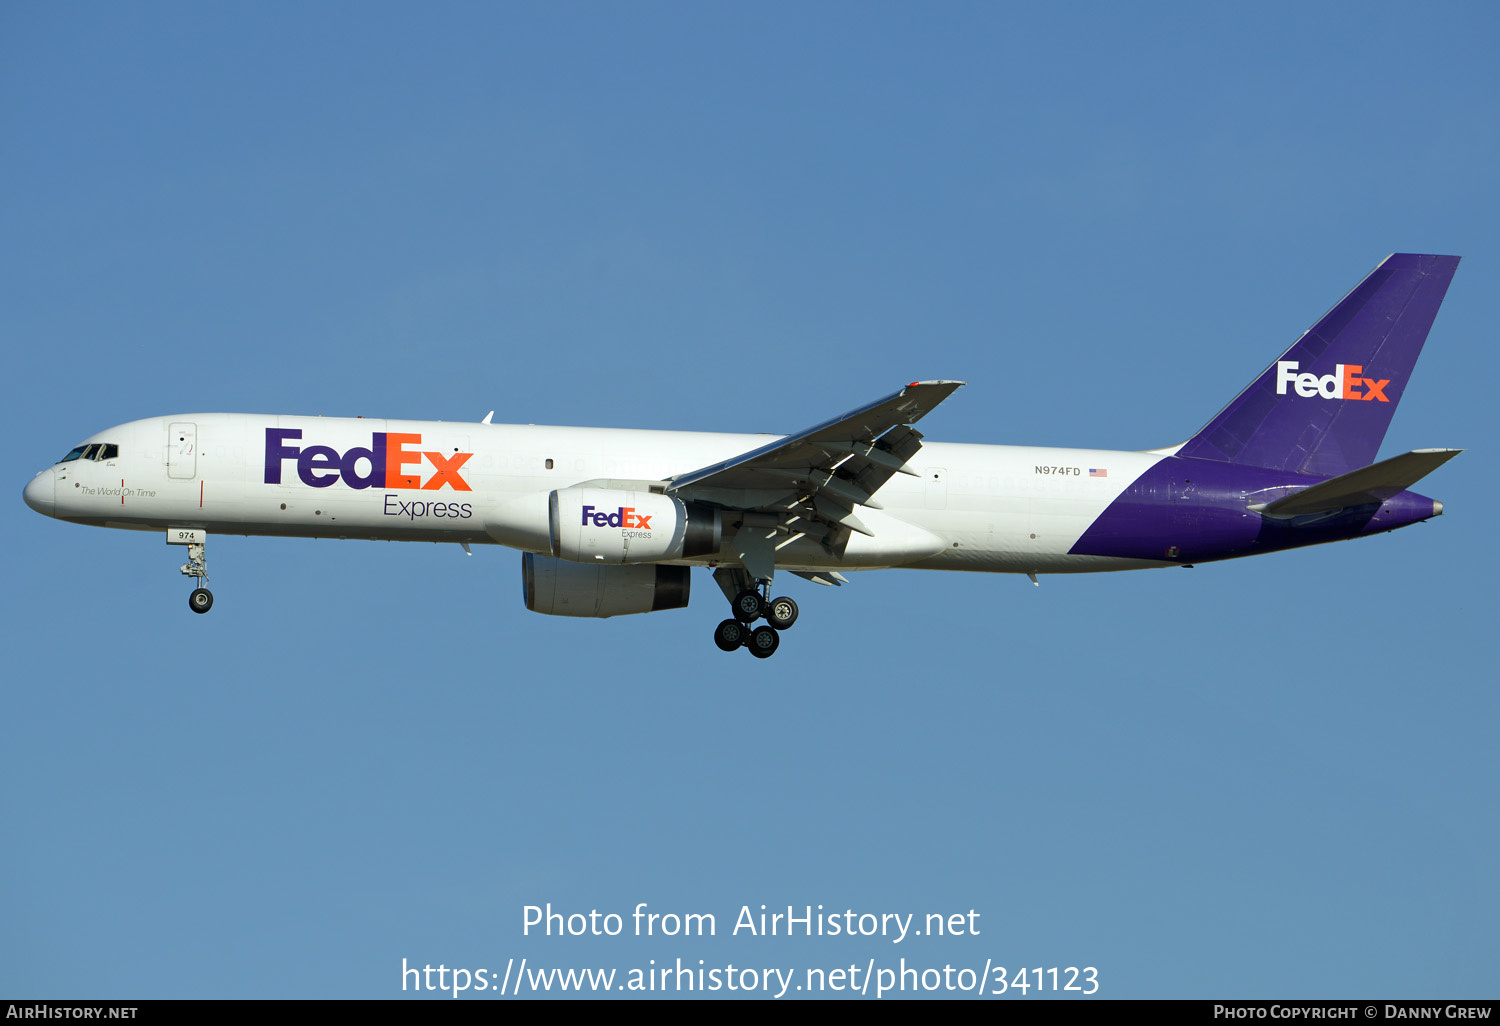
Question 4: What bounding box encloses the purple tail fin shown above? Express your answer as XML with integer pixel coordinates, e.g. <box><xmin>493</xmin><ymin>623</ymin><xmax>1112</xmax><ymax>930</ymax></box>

<box><xmin>1175</xmin><ymin>254</ymin><xmax>1459</xmax><ymax>476</ymax></box>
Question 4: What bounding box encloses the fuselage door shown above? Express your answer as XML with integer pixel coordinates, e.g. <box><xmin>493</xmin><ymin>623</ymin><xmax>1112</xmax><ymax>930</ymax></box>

<box><xmin>1168</xmin><ymin>475</ymin><xmax>1200</xmax><ymax>560</ymax></box>
<box><xmin>167</xmin><ymin>422</ymin><xmax>198</xmax><ymax>480</ymax></box>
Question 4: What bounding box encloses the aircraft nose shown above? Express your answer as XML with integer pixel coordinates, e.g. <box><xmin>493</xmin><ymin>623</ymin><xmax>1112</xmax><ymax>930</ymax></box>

<box><xmin>23</xmin><ymin>469</ymin><xmax>54</xmax><ymax>517</ymax></box>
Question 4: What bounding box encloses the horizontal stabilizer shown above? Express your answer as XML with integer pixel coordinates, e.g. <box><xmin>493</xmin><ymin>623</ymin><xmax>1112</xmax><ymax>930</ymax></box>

<box><xmin>1250</xmin><ymin>448</ymin><xmax>1461</xmax><ymax>517</ymax></box>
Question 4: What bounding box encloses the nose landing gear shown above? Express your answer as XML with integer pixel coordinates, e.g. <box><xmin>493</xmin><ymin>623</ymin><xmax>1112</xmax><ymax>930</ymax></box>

<box><xmin>169</xmin><ymin>529</ymin><xmax>214</xmax><ymax>614</ymax></box>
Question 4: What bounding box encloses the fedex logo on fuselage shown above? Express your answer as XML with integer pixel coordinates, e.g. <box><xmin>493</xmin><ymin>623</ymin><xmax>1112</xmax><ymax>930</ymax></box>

<box><xmin>1275</xmin><ymin>361</ymin><xmax>1390</xmax><ymax>402</ymax></box>
<box><xmin>581</xmin><ymin>505</ymin><xmax>652</xmax><ymax>529</ymax></box>
<box><xmin>263</xmin><ymin>428</ymin><xmax>472</xmax><ymax>490</ymax></box>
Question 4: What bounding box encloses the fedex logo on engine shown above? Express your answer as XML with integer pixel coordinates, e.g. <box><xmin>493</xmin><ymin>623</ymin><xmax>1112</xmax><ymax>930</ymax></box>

<box><xmin>263</xmin><ymin>428</ymin><xmax>472</xmax><ymax>490</ymax></box>
<box><xmin>580</xmin><ymin>505</ymin><xmax>652</xmax><ymax>529</ymax></box>
<box><xmin>1275</xmin><ymin>361</ymin><xmax>1390</xmax><ymax>402</ymax></box>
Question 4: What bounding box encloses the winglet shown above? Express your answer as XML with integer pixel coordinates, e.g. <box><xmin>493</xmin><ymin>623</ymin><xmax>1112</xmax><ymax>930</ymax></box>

<box><xmin>481</xmin><ymin>411</ymin><xmax>494</xmax><ymax>425</ymax></box>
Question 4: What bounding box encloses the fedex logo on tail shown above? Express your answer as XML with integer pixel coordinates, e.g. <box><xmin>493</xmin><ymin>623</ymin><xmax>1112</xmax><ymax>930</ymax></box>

<box><xmin>581</xmin><ymin>505</ymin><xmax>652</xmax><ymax>529</ymax></box>
<box><xmin>264</xmin><ymin>429</ymin><xmax>472</xmax><ymax>490</ymax></box>
<box><xmin>1275</xmin><ymin>362</ymin><xmax>1390</xmax><ymax>402</ymax></box>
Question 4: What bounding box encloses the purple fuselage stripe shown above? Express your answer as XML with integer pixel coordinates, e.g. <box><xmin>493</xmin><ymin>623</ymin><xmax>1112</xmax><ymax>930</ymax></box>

<box><xmin>1069</xmin><ymin>457</ymin><xmax>1437</xmax><ymax>564</ymax></box>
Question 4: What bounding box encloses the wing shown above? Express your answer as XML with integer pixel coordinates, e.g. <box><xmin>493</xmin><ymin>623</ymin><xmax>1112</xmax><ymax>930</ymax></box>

<box><xmin>667</xmin><ymin>381</ymin><xmax>964</xmax><ymax>560</ymax></box>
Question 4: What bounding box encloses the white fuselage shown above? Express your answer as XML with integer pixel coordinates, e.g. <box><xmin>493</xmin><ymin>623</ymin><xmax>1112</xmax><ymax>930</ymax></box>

<box><xmin>30</xmin><ymin>413</ymin><xmax>1173</xmax><ymax>575</ymax></box>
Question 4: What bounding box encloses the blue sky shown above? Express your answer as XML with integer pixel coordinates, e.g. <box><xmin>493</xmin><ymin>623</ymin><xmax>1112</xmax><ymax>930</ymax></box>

<box><xmin>3</xmin><ymin>2</ymin><xmax>1496</xmax><ymax>999</ymax></box>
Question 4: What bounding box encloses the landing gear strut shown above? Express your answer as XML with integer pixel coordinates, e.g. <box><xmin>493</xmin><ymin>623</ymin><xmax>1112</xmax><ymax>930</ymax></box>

<box><xmin>713</xmin><ymin>569</ymin><xmax>797</xmax><ymax>658</ymax></box>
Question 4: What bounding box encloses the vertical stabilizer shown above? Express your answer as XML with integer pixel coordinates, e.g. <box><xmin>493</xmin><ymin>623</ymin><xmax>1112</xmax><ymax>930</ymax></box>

<box><xmin>1175</xmin><ymin>254</ymin><xmax>1459</xmax><ymax>476</ymax></box>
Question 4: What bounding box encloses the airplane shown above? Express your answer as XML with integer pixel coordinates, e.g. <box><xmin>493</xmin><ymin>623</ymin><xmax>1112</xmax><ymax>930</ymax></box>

<box><xmin>23</xmin><ymin>253</ymin><xmax>1461</xmax><ymax>658</ymax></box>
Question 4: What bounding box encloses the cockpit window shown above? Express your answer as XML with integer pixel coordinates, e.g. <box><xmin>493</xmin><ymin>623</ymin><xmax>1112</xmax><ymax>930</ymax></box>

<box><xmin>57</xmin><ymin>443</ymin><xmax>118</xmax><ymax>464</ymax></box>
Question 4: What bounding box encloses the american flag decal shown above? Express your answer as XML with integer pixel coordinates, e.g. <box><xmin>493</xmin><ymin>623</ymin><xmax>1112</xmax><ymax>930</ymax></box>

<box><xmin>1089</xmin><ymin>468</ymin><xmax>1108</xmax><ymax>477</ymax></box>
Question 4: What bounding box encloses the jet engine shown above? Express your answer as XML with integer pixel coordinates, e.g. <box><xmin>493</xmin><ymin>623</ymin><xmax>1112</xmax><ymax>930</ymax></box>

<box><xmin>522</xmin><ymin>552</ymin><xmax>690</xmax><ymax>617</ymax></box>
<box><xmin>548</xmin><ymin>487</ymin><xmax>720</xmax><ymax>564</ymax></box>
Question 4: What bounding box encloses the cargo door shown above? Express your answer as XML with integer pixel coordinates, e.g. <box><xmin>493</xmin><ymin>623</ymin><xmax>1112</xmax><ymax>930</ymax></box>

<box><xmin>167</xmin><ymin>422</ymin><xmax>198</xmax><ymax>480</ymax></box>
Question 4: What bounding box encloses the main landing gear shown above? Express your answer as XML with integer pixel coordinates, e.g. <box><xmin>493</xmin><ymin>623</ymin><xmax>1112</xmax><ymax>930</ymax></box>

<box><xmin>712</xmin><ymin>573</ymin><xmax>798</xmax><ymax>659</ymax></box>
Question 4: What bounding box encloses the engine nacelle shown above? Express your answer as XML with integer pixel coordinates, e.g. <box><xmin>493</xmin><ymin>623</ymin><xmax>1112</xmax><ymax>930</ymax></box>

<box><xmin>522</xmin><ymin>552</ymin><xmax>691</xmax><ymax>618</ymax></box>
<box><xmin>548</xmin><ymin>487</ymin><xmax>721</xmax><ymax>564</ymax></box>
